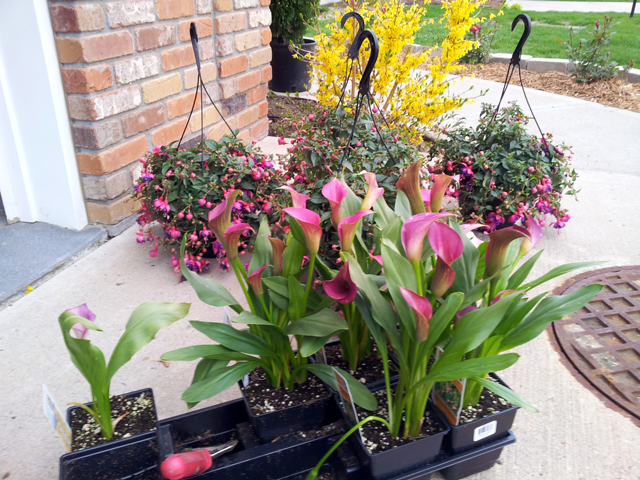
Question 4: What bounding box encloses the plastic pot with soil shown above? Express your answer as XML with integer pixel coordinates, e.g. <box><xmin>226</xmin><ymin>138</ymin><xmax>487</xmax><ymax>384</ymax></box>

<box><xmin>239</xmin><ymin>367</ymin><xmax>334</xmax><ymax>441</ymax></box>
<box><xmin>269</xmin><ymin>38</ymin><xmax>317</xmax><ymax>93</ymax></box>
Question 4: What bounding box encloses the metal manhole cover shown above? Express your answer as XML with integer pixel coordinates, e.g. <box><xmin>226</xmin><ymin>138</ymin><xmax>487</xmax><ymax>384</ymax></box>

<box><xmin>550</xmin><ymin>266</ymin><xmax>640</xmax><ymax>423</ymax></box>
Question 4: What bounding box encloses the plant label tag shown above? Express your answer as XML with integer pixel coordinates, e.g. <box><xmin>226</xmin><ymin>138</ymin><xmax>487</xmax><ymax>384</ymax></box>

<box><xmin>42</xmin><ymin>385</ymin><xmax>72</xmax><ymax>452</ymax></box>
<box><xmin>473</xmin><ymin>420</ymin><xmax>497</xmax><ymax>441</ymax></box>
<box><xmin>314</xmin><ymin>346</ymin><xmax>327</xmax><ymax>365</ymax></box>
<box><xmin>332</xmin><ymin>368</ymin><xmax>361</xmax><ymax>437</ymax></box>
<box><xmin>432</xmin><ymin>347</ymin><xmax>466</xmax><ymax>426</ymax></box>
<box><xmin>242</xmin><ymin>375</ymin><xmax>250</xmax><ymax>387</ymax></box>
<box><xmin>222</xmin><ymin>306</ymin><xmax>232</xmax><ymax>326</ymax></box>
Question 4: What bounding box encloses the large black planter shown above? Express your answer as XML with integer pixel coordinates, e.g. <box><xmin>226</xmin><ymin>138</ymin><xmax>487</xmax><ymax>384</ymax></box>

<box><xmin>269</xmin><ymin>38</ymin><xmax>317</xmax><ymax>93</ymax></box>
<box><xmin>443</xmin><ymin>373</ymin><xmax>519</xmax><ymax>455</ymax></box>
<box><xmin>238</xmin><ymin>376</ymin><xmax>333</xmax><ymax>442</ymax></box>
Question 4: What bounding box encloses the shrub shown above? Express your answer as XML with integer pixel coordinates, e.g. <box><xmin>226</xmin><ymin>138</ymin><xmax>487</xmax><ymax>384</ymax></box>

<box><xmin>429</xmin><ymin>102</ymin><xmax>577</xmax><ymax>231</ymax></box>
<box><xmin>460</xmin><ymin>17</ymin><xmax>501</xmax><ymax>65</ymax></box>
<box><xmin>132</xmin><ymin>136</ymin><xmax>287</xmax><ymax>272</ymax></box>
<box><xmin>270</xmin><ymin>0</ymin><xmax>319</xmax><ymax>44</ymax></box>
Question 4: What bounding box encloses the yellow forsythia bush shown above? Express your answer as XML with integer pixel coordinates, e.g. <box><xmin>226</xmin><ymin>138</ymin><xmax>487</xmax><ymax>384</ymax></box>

<box><xmin>308</xmin><ymin>0</ymin><xmax>486</xmax><ymax>143</ymax></box>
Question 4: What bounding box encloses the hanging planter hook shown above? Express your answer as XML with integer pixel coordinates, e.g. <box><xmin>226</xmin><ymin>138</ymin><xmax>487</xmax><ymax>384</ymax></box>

<box><xmin>340</xmin><ymin>12</ymin><xmax>365</xmax><ymax>60</ymax></box>
<box><xmin>353</xmin><ymin>30</ymin><xmax>379</xmax><ymax>95</ymax></box>
<box><xmin>510</xmin><ymin>14</ymin><xmax>532</xmax><ymax>66</ymax></box>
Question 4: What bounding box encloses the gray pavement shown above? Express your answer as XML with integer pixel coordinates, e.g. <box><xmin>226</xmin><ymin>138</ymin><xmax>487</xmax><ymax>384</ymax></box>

<box><xmin>506</xmin><ymin>0</ymin><xmax>634</xmax><ymax>12</ymax></box>
<box><xmin>1</xmin><ymin>77</ymin><xmax>640</xmax><ymax>479</ymax></box>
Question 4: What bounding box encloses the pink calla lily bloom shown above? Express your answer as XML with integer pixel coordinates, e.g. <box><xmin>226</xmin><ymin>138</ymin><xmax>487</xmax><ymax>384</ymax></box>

<box><xmin>360</xmin><ymin>172</ymin><xmax>385</xmax><ymax>210</ymax></box>
<box><xmin>370</xmin><ymin>252</ymin><xmax>383</xmax><ymax>266</ymax></box>
<box><xmin>399</xmin><ymin>287</ymin><xmax>433</xmax><ymax>343</ymax></box>
<box><xmin>280</xmin><ymin>186</ymin><xmax>310</xmax><ymax>209</ymax></box>
<box><xmin>421</xmin><ymin>189</ymin><xmax>431</xmax><ymax>211</ymax></box>
<box><xmin>427</xmin><ymin>222</ymin><xmax>464</xmax><ymax>297</ymax></box>
<box><xmin>461</xmin><ymin>223</ymin><xmax>485</xmax><ymax>233</ymax></box>
<box><xmin>324</xmin><ymin>259</ymin><xmax>357</xmax><ymax>304</ymax></box>
<box><xmin>396</xmin><ymin>161</ymin><xmax>426</xmax><ymax>215</ymax></box>
<box><xmin>321</xmin><ymin>178</ymin><xmax>348</xmax><ymax>228</ymax></box>
<box><xmin>401</xmin><ymin>212</ymin><xmax>452</xmax><ymax>264</ymax></box>
<box><xmin>67</xmin><ymin>303</ymin><xmax>96</xmax><ymax>339</ymax></box>
<box><xmin>429</xmin><ymin>175</ymin><xmax>453</xmax><ymax>213</ymax></box>
<box><xmin>284</xmin><ymin>208</ymin><xmax>323</xmax><ymax>255</ymax></box>
<box><xmin>247</xmin><ymin>264</ymin><xmax>269</xmax><ymax>297</ymax></box>
<box><xmin>266</xmin><ymin>236</ymin><xmax>286</xmax><ymax>275</ymax></box>
<box><xmin>484</xmin><ymin>226</ymin><xmax>531</xmax><ymax>278</ymax></box>
<box><xmin>208</xmin><ymin>190</ymin><xmax>241</xmax><ymax>249</ymax></box>
<box><xmin>519</xmin><ymin>216</ymin><xmax>543</xmax><ymax>256</ymax></box>
<box><xmin>224</xmin><ymin>223</ymin><xmax>253</xmax><ymax>260</ymax></box>
<box><xmin>338</xmin><ymin>210</ymin><xmax>373</xmax><ymax>252</ymax></box>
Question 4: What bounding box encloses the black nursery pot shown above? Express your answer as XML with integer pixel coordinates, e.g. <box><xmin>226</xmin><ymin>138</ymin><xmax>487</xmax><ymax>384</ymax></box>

<box><xmin>269</xmin><ymin>38</ymin><xmax>317</xmax><ymax>93</ymax></box>
<box><xmin>443</xmin><ymin>373</ymin><xmax>519</xmax><ymax>455</ymax></box>
<box><xmin>238</xmin><ymin>377</ymin><xmax>333</xmax><ymax>442</ymax></box>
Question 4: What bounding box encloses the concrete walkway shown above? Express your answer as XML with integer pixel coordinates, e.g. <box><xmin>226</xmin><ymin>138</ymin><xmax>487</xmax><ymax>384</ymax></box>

<box><xmin>1</xmin><ymin>78</ymin><xmax>640</xmax><ymax>479</ymax></box>
<box><xmin>507</xmin><ymin>0</ymin><xmax>634</xmax><ymax>13</ymax></box>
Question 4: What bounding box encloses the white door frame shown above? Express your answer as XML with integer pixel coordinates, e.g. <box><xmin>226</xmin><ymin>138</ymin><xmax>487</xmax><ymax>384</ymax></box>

<box><xmin>0</xmin><ymin>0</ymin><xmax>87</xmax><ymax>230</ymax></box>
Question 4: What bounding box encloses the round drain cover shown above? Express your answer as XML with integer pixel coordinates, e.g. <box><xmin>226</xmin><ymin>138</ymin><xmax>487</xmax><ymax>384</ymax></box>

<box><xmin>550</xmin><ymin>266</ymin><xmax>640</xmax><ymax>422</ymax></box>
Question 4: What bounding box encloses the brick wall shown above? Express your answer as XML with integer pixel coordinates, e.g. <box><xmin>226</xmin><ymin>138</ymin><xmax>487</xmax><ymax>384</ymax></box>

<box><xmin>50</xmin><ymin>0</ymin><xmax>272</xmax><ymax>226</ymax></box>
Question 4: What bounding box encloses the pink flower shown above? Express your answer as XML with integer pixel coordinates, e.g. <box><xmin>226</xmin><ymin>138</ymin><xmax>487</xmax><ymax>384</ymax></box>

<box><xmin>186</xmin><ymin>213</ymin><xmax>193</xmax><ymax>220</ymax></box>
<box><xmin>308</xmin><ymin>114</ymin><xmax>315</xmax><ymax>121</ymax></box>
<box><xmin>266</xmin><ymin>236</ymin><xmax>286</xmax><ymax>275</ymax></box>
<box><xmin>321</xmin><ymin>178</ymin><xmax>348</xmax><ymax>228</ymax></box>
<box><xmin>399</xmin><ymin>287</ymin><xmax>432</xmax><ymax>343</ymax></box>
<box><xmin>247</xmin><ymin>264</ymin><xmax>268</xmax><ymax>297</ymax></box>
<box><xmin>428</xmin><ymin>175</ymin><xmax>453</xmax><ymax>213</ymax></box>
<box><xmin>280</xmin><ymin>186</ymin><xmax>310</xmax><ymax>209</ymax></box>
<box><xmin>484</xmin><ymin>226</ymin><xmax>531</xmax><ymax>278</ymax></box>
<box><xmin>278</xmin><ymin>137</ymin><xmax>286</xmax><ymax>145</ymax></box>
<box><xmin>284</xmin><ymin>208</ymin><xmax>323</xmax><ymax>255</ymax></box>
<box><xmin>338</xmin><ymin>210</ymin><xmax>373</xmax><ymax>252</ymax></box>
<box><xmin>428</xmin><ymin>222</ymin><xmax>464</xmax><ymax>297</ymax></box>
<box><xmin>324</xmin><ymin>260</ymin><xmax>357</xmax><ymax>304</ymax></box>
<box><xmin>66</xmin><ymin>304</ymin><xmax>96</xmax><ymax>339</ymax></box>
<box><xmin>208</xmin><ymin>190</ymin><xmax>241</xmax><ymax>250</ymax></box>
<box><xmin>360</xmin><ymin>172</ymin><xmax>384</xmax><ymax>211</ymax></box>
<box><xmin>396</xmin><ymin>161</ymin><xmax>426</xmax><ymax>215</ymax></box>
<box><xmin>199</xmin><ymin>198</ymin><xmax>206</xmax><ymax>206</ymax></box>
<box><xmin>401</xmin><ymin>212</ymin><xmax>452</xmax><ymax>264</ymax></box>
<box><xmin>223</xmin><ymin>223</ymin><xmax>253</xmax><ymax>261</ymax></box>
<box><xmin>519</xmin><ymin>216</ymin><xmax>543</xmax><ymax>256</ymax></box>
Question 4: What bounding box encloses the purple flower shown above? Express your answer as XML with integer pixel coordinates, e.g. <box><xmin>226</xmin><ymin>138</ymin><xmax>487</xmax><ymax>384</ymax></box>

<box><xmin>325</xmin><ymin>260</ymin><xmax>357</xmax><ymax>304</ymax></box>
<box><xmin>66</xmin><ymin>304</ymin><xmax>96</xmax><ymax>339</ymax></box>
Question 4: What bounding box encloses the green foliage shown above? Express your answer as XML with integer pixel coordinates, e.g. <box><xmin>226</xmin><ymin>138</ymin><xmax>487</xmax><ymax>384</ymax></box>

<box><xmin>460</xmin><ymin>18</ymin><xmax>501</xmax><ymax>65</ymax></box>
<box><xmin>59</xmin><ymin>302</ymin><xmax>189</xmax><ymax>440</ymax></box>
<box><xmin>430</xmin><ymin>103</ymin><xmax>577</xmax><ymax>231</ymax></box>
<box><xmin>270</xmin><ymin>0</ymin><xmax>319</xmax><ymax>44</ymax></box>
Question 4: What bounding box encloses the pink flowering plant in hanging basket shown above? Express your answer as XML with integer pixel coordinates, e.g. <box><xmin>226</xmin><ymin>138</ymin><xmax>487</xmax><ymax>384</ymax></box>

<box><xmin>131</xmin><ymin>135</ymin><xmax>288</xmax><ymax>273</ymax></box>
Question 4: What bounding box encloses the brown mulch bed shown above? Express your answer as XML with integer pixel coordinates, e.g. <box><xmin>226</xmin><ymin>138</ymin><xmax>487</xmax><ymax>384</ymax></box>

<box><xmin>453</xmin><ymin>63</ymin><xmax>640</xmax><ymax>113</ymax></box>
<box><xmin>267</xmin><ymin>95</ymin><xmax>319</xmax><ymax>137</ymax></box>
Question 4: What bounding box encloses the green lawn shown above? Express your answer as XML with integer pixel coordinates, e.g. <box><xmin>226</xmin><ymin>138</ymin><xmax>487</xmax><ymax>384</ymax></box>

<box><xmin>308</xmin><ymin>8</ymin><xmax>640</xmax><ymax>67</ymax></box>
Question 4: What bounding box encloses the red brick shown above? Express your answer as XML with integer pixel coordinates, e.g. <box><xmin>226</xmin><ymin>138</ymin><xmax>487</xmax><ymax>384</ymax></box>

<box><xmin>235</xmin><ymin>30</ymin><xmax>260</xmax><ymax>52</ymax></box>
<box><xmin>152</xmin><ymin>119</ymin><xmax>189</xmax><ymax>147</ymax></box>
<box><xmin>237</xmin><ymin>70</ymin><xmax>260</xmax><ymax>93</ymax></box>
<box><xmin>218</xmin><ymin>78</ymin><xmax>237</xmax><ymax>99</ymax></box>
<box><xmin>261</xmin><ymin>65</ymin><xmax>272</xmax><ymax>83</ymax></box>
<box><xmin>237</xmin><ymin>128</ymin><xmax>251</xmax><ymax>145</ymax></box>
<box><xmin>257</xmin><ymin>99</ymin><xmax>268</xmax><ymax>118</ymax></box>
<box><xmin>50</xmin><ymin>4</ymin><xmax>104</xmax><ymax>33</ymax></box>
<box><xmin>247</xmin><ymin>84</ymin><xmax>267</xmax><ymax>105</ymax></box>
<box><xmin>67</xmin><ymin>86</ymin><xmax>141</xmax><ymax>121</ymax></box>
<box><xmin>236</xmin><ymin>104</ymin><xmax>259</xmax><ymax>129</ymax></box>
<box><xmin>208</xmin><ymin>117</ymin><xmax>236</xmax><ymax>141</ymax></box>
<box><xmin>72</xmin><ymin>120</ymin><xmax>123</xmax><ymax>149</ymax></box>
<box><xmin>105</xmin><ymin>0</ymin><xmax>155</xmax><ymax>28</ymax></box>
<box><xmin>217</xmin><ymin>36</ymin><xmax>234</xmax><ymax>57</ymax></box>
<box><xmin>178</xmin><ymin>18</ymin><xmax>213</xmax><ymax>42</ymax></box>
<box><xmin>250</xmin><ymin>117</ymin><xmax>269</xmax><ymax>140</ymax></box>
<box><xmin>76</xmin><ymin>136</ymin><xmax>148</xmax><ymax>175</ymax></box>
<box><xmin>86</xmin><ymin>195</ymin><xmax>141</xmax><ymax>225</ymax></box>
<box><xmin>250</xmin><ymin>47</ymin><xmax>272</xmax><ymax>68</ymax></box>
<box><xmin>135</xmin><ymin>24</ymin><xmax>177</xmax><ymax>52</ymax></box>
<box><xmin>166</xmin><ymin>91</ymin><xmax>203</xmax><ymax>119</ymax></box>
<box><xmin>56</xmin><ymin>32</ymin><xmax>134</xmax><ymax>64</ymax></box>
<box><xmin>122</xmin><ymin>104</ymin><xmax>165</xmax><ymax>137</ymax></box>
<box><xmin>61</xmin><ymin>64</ymin><xmax>112</xmax><ymax>94</ymax></box>
<box><xmin>161</xmin><ymin>44</ymin><xmax>196</xmax><ymax>71</ymax></box>
<box><xmin>261</xmin><ymin>28</ymin><xmax>272</xmax><ymax>46</ymax></box>
<box><xmin>215</xmin><ymin>13</ymin><xmax>246</xmax><ymax>35</ymax></box>
<box><xmin>219</xmin><ymin>54</ymin><xmax>248</xmax><ymax>78</ymax></box>
<box><xmin>83</xmin><ymin>169</ymin><xmax>131</xmax><ymax>201</ymax></box>
<box><xmin>214</xmin><ymin>0</ymin><xmax>232</xmax><ymax>12</ymax></box>
<box><xmin>260</xmin><ymin>0</ymin><xmax>270</xmax><ymax>5</ymax></box>
<box><xmin>156</xmin><ymin>0</ymin><xmax>194</xmax><ymax>20</ymax></box>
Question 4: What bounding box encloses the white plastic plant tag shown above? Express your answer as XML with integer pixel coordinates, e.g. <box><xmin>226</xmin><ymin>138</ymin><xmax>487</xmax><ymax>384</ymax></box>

<box><xmin>473</xmin><ymin>420</ymin><xmax>497</xmax><ymax>442</ymax></box>
<box><xmin>332</xmin><ymin>368</ymin><xmax>361</xmax><ymax>437</ymax></box>
<box><xmin>314</xmin><ymin>346</ymin><xmax>327</xmax><ymax>365</ymax></box>
<box><xmin>242</xmin><ymin>375</ymin><xmax>250</xmax><ymax>387</ymax></box>
<box><xmin>43</xmin><ymin>385</ymin><xmax>72</xmax><ymax>452</ymax></box>
<box><xmin>222</xmin><ymin>306</ymin><xmax>232</xmax><ymax>326</ymax></box>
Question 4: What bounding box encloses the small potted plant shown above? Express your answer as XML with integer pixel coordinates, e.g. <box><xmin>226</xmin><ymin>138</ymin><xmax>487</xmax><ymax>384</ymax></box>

<box><xmin>58</xmin><ymin>302</ymin><xmax>189</xmax><ymax>454</ymax></box>
<box><xmin>269</xmin><ymin>0</ymin><xmax>319</xmax><ymax>92</ymax></box>
<box><xmin>161</xmin><ymin>189</ymin><xmax>377</xmax><ymax>441</ymax></box>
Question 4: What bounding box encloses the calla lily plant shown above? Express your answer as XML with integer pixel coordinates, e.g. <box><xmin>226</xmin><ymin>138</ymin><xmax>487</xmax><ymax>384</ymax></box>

<box><xmin>59</xmin><ymin>302</ymin><xmax>190</xmax><ymax>441</ymax></box>
<box><xmin>161</xmin><ymin>189</ymin><xmax>377</xmax><ymax>411</ymax></box>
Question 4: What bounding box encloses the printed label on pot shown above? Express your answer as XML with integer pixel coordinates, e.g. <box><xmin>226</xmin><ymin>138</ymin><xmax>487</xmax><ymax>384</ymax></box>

<box><xmin>473</xmin><ymin>420</ymin><xmax>497</xmax><ymax>441</ymax></box>
<box><xmin>222</xmin><ymin>306</ymin><xmax>232</xmax><ymax>326</ymax></box>
<box><xmin>315</xmin><ymin>346</ymin><xmax>327</xmax><ymax>365</ymax></box>
<box><xmin>333</xmin><ymin>368</ymin><xmax>361</xmax><ymax>437</ymax></box>
<box><xmin>242</xmin><ymin>375</ymin><xmax>249</xmax><ymax>387</ymax></box>
<box><xmin>43</xmin><ymin>385</ymin><xmax>72</xmax><ymax>452</ymax></box>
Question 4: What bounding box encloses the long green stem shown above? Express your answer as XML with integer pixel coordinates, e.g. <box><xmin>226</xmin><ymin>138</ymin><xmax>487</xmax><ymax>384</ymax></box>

<box><xmin>305</xmin><ymin>416</ymin><xmax>391</xmax><ymax>480</ymax></box>
<box><xmin>231</xmin><ymin>259</ymin><xmax>255</xmax><ymax>313</ymax></box>
<box><xmin>302</xmin><ymin>253</ymin><xmax>317</xmax><ymax>307</ymax></box>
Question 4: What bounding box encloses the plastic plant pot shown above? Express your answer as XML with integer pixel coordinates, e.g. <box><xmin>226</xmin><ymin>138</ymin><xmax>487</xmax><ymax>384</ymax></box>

<box><xmin>442</xmin><ymin>373</ymin><xmax>519</xmax><ymax>455</ymax></box>
<box><xmin>269</xmin><ymin>38</ymin><xmax>317</xmax><ymax>93</ymax></box>
<box><xmin>238</xmin><ymin>377</ymin><xmax>333</xmax><ymax>442</ymax></box>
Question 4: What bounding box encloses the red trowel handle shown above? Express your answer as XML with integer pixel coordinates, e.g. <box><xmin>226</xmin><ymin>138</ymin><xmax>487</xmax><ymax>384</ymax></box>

<box><xmin>160</xmin><ymin>449</ymin><xmax>213</xmax><ymax>480</ymax></box>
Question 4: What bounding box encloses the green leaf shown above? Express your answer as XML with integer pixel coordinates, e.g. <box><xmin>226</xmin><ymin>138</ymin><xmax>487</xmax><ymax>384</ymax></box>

<box><xmin>282</xmin><ymin>237</ymin><xmax>305</xmax><ymax>278</ymax></box>
<box><xmin>507</xmin><ymin>250</ymin><xmax>544</xmax><ymax>289</ymax></box>
<box><xmin>263</xmin><ymin>276</ymin><xmax>289</xmax><ymax>298</ymax></box>
<box><xmin>249</xmin><ymin>217</ymin><xmax>272</xmax><ymax>275</ymax></box>
<box><xmin>190</xmin><ymin>321</ymin><xmax>278</xmax><ymax>358</ymax></box>
<box><xmin>180</xmin><ymin>239</ymin><xmax>242</xmax><ymax>313</ymax></box>
<box><xmin>298</xmin><ymin>334</ymin><xmax>333</xmax><ymax>357</ymax></box>
<box><xmin>108</xmin><ymin>302</ymin><xmax>190</xmax><ymax>381</ymax></box>
<box><xmin>422</xmin><ymin>292</ymin><xmax>464</xmax><ymax>355</ymax></box>
<box><xmin>448</xmin><ymin>222</ymin><xmax>479</xmax><ymax>295</ymax></box>
<box><xmin>520</xmin><ymin>262</ymin><xmax>605</xmax><ymax>291</ymax></box>
<box><xmin>182</xmin><ymin>361</ymin><xmax>259</xmax><ymax>403</ymax></box>
<box><xmin>306</xmin><ymin>364</ymin><xmax>378</xmax><ymax>411</ymax></box>
<box><xmin>381</xmin><ymin>240</ymin><xmax>417</xmax><ymax>341</ymax></box>
<box><xmin>473</xmin><ymin>376</ymin><xmax>538</xmax><ymax>412</ymax></box>
<box><xmin>380</xmin><ymin>216</ymin><xmax>403</xmax><ymax>252</ymax></box>
<box><xmin>374</xmin><ymin>195</ymin><xmax>398</xmax><ymax>228</ymax></box>
<box><xmin>186</xmin><ymin>358</ymin><xmax>229</xmax><ymax>409</ymax></box>
<box><xmin>394</xmin><ymin>190</ymin><xmax>412</xmax><ymax>221</ymax></box>
<box><xmin>162</xmin><ymin>344</ymin><xmax>235</xmax><ymax>361</ymax></box>
<box><xmin>286</xmin><ymin>309</ymin><xmax>347</xmax><ymax>337</ymax></box>
<box><xmin>232</xmin><ymin>311</ymin><xmax>274</xmax><ymax>327</ymax></box>
<box><xmin>501</xmin><ymin>284</ymin><xmax>603</xmax><ymax>351</ymax></box>
<box><xmin>288</xmin><ymin>275</ymin><xmax>306</xmax><ymax>320</ymax></box>
<box><xmin>427</xmin><ymin>353</ymin><xmax>519</xmax><ymax>383</ymax></box>
<box><xmin>493</xmin><ymin>292</ymin><xmax>546</xmax><ymax>337</ymax></box>
<box><xmin>269</xmin><ymin>290</ymin><xmax>289</xmax><ymax>311</ymax></box>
